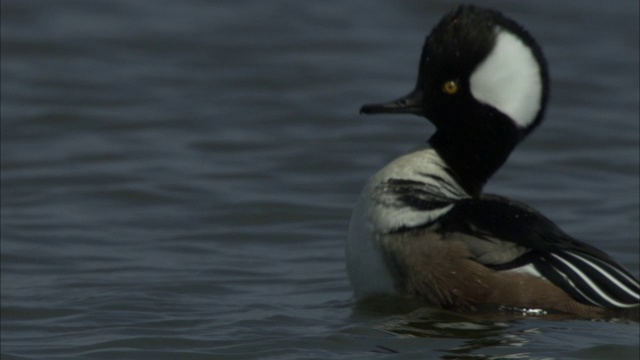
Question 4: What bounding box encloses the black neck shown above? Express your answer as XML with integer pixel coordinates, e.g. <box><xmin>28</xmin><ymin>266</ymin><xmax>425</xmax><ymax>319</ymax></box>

<box><xmin>428</xmin><ymin>121</ymin><xmax>520</xmax><ymax>197</ymax></box>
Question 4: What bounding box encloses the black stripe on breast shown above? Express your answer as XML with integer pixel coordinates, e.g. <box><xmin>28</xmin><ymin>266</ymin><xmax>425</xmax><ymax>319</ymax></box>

<box><xmin>383</xmin><ymin>178</ymin><xmax>455</xmax><ymax>211</ymax></box>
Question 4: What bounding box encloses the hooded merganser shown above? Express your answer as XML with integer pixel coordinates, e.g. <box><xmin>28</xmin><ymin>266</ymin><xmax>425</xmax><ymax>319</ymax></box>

<box><xmin>347</xmin><ymin>5</ymin><xmax>639</xmax><ymax>318</ymax></box>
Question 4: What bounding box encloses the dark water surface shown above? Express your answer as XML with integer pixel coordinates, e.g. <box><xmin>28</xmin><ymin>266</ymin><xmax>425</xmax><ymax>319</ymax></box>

<box><xmin>2</xmin><ymin>0</ymin><xmax>639</xmax><ymax>359</ymax></box>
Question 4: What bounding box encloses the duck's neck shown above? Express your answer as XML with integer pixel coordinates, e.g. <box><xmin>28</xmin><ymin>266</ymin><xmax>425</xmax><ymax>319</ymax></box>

<box><xmin>428</xmin><ymin>130</ymin><xmax>518</xmax><ymax>197</ymax></box>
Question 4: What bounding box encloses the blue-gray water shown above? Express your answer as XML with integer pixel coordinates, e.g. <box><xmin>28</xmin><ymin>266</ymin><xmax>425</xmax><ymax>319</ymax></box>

<box><xmin>1</xmin><ymin>0</ymin><xmax>638</xmax><ymax>359</ymax></box>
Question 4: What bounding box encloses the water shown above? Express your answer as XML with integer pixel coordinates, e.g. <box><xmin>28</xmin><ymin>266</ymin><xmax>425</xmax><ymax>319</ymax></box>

<box><xmin>1</xmin><ymin>0</ymin><xmax>638</xmax><ymax>359</ymax></box>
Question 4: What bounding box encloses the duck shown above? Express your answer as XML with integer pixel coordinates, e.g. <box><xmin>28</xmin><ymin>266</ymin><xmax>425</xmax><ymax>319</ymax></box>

<box><xmin>346</xmin><ymin>4</ymin><xmax>640</xmax><ymax>319</ymax></box>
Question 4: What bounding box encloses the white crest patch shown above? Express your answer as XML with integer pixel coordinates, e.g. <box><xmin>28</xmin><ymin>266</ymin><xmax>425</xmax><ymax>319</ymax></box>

<box><xmin>470</xmin><ymin>28</ymin><xmax>543</xmax><ymax>129</ymax></box>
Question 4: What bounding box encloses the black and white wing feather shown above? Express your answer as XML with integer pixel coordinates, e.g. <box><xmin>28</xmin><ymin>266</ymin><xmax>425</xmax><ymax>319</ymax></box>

<box><xmin>439</xmin><ymin>194</ymin><xmax>640</xmax><ymax>310</ymax></box>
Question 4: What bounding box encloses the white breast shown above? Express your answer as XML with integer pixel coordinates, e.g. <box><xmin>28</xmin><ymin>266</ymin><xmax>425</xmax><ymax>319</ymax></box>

<box><xmin>346</xmin><ymin>148</ymin><xmax>469</xmax><ymax>297</ymax></box>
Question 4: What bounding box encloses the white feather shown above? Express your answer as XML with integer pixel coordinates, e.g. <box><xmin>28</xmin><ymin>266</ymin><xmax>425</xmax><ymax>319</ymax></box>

<box><xmin>504</xmin><ymin>263</ymin><xmax>543</xmax><ymax>278</ymax></box>
<box><xmin>346</xmin><ymin>149</ymin><xmax>469</xmax><ymax>297</ymax></box>
<box><xmin>551</xmin><ymin>254</ymin><xmax>638</xmax><ymax>308</ymax></box>
<box><xmin>564</xmin><ymin>252</ymin><xmax>640</xmax><ymax>301</ymax></box>
<box><xmin>470</xmin><ymin>28</ymin><xmax>543</xmax><ymax>129</ymax></box>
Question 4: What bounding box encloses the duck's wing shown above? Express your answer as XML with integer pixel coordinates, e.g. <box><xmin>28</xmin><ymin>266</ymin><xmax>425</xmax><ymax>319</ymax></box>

<box><xmin>439</xmin><ymin>194</ymin><xmax>640</xmax><ymax>309</ymax></box>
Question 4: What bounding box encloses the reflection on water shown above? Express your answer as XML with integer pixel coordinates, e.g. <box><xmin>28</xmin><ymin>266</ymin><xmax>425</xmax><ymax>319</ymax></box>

<box><xmin>350</xmin><ymin>295</ymin><xmax>639</xmax><ymax>359</ymax></box>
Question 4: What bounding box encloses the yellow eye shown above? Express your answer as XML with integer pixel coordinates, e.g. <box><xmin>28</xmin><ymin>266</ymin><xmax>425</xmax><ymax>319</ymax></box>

<box><xmin>442</xmin><ymin>80</ymin><xmax>459</xmax><ymax>95</ymax></box>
